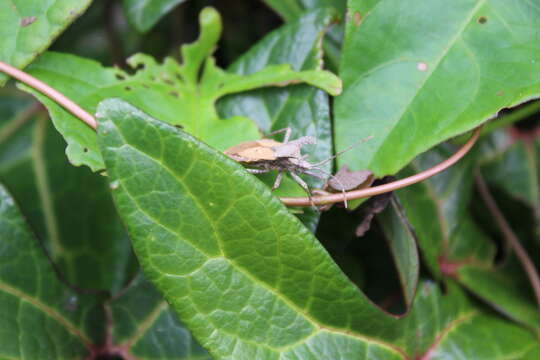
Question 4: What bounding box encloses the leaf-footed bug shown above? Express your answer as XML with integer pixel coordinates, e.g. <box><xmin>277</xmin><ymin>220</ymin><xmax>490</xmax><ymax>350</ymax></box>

<box><xmin>224</xmin><ymin>127</ymin><xmax>372</xmax><ymax>207</ymax></box>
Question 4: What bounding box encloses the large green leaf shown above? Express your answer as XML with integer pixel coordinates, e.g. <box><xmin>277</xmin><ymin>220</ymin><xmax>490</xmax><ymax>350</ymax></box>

<box><xmin>218</xmin><ymin>8</ymin><xmax>338</xmax><ymax>229</ymax></box>
<box><xmin>0</xmin><ymin>183</ymin><xmax>104</xmax><ymax>359</ymax></box>
<box><xmin>23</xmin><ymin>7</ymin><xmax>341</xmax><ymax>172</ymax></box>
<box><xmin>0</xmin><ymin>0</ymin><xmax>93</xmax><ymax>85</ymax></box>
<box><xmin>110</xmin><ymin>273</ymin><xmax>212</xmax><ymax>359</ymax></box>
<box><xmin>336</xmin><ymin>0</ymin><xmax>540</xmax><ymax>176</ymax></box>
<box><xmin>0</xmin><ymin>89</ymin><xmax>133</xmax><ymax>292</ymax></box>
<box><xmin>123</xmin><ymin>0</ymin><xmax>188</xmax><ymax>33</ymax></box>
<box><xmin>96</xmin><ymin>98</ymin><xmax>410</xmax><ymax>359</ymax></box>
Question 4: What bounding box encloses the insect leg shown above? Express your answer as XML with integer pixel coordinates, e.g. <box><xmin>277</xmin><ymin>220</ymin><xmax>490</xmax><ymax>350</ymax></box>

<box><xmin>272</xmin><ymin>171</ymin><xmax>284</xmax><ymax>190</ymax></box>
<box><xmin>290</xmin><ymin>172</ymin><xmax>316</xmax><ymax>207</ymax></box>
<box><xmin>303</xmin><ymin>169</ymin><xmax>327</xmax><ymax>180</ymax></box>
<box><xmin>247</xmin><ymin>168</ymin><xmax>271</xmax><ymax>174</ymax></box>
<box><xmin>266</xmin><ymin>127</ymin><xmax>292</xmax><ymax>144</ymax></box>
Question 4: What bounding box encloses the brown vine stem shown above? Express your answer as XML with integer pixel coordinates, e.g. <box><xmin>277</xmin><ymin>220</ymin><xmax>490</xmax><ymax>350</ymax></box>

<box><xmin>475</xmin><ymin>170</ymin><xmax>540</xmax><ymax>308</ymax></box>
<box><xmin>0</xmin><ymin>60</ymin><xmax>482</xmax><ymax>206</ymax></box>
<box><xmin>0</xmin><ymin>61</ymin><xmax>97</xmax><ymax>129</ymax></box>
<box><xmin>281</xmin><ymin>126</ymin><xmax>482</xmax><ymax>206</ymax></box>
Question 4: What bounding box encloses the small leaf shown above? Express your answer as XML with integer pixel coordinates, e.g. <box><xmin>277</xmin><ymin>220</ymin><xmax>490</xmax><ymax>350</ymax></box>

<box><xmin>123</xmin><ymin>0</ymin><xmax>188</xmax><ymax>33</ymax></box>
<box><xmin>0</xmin><ymin>183</ymin><xmax>105</xmax><ymax>358</ymax></box>
<box><xmin>377</xmin><ymin>196</ymin><xmax>419</xmax><ymax>309</ymax></box>
<box><xmin>0</xmin><ymin>0</ymin><xmax>93</xmax><ymax>85</ymax></box>
<box><xmin>96</xmin><ymin>98</ymin><xmax>408</xmax><ymax>359</ymax></box>
<box><xmin>336</xmin><ymin>0</ymin><xmax>540</xmax><ymax>176</ymax></box>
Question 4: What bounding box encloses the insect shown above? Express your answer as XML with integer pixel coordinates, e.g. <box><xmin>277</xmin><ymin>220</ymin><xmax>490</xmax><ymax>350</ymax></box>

<box><xmin>225</xmin><ymin>128</ymin><xmax>370</xmax><ymax>206</ymax></box>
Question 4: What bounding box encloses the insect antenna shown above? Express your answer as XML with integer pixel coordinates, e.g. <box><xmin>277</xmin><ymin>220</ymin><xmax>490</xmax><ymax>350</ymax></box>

<box><xmin>312</xmin><ymin>136</ymin><xmax>373</xmax><ymax>167</ymax></box>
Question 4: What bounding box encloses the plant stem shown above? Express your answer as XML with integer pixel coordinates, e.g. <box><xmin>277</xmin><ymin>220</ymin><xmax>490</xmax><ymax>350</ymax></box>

<box><xmin>0</xmin><ymin>60</ymin><xmax>481</xmax><ymax>206</ymax></box>
<box><xmin>281</xmin><ymin>126</ymin><xmax>482</xmax><ymax>206</ymax></box>
<box><xmin>0</xmin><ymin>61</ymin><xmax>96</xmax><ymax>129</ymax></box>
<box><xmin>475</xmin><ymin>170</ymin><xmax>540</xmax><ymax>308</ymax></box>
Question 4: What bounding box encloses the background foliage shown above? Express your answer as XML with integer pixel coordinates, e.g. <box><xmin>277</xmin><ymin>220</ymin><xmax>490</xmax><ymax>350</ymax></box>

<box><xmin>0</xmin><ymin>0</ymin><xmax>539</xmax><ymax>359</ymax></box>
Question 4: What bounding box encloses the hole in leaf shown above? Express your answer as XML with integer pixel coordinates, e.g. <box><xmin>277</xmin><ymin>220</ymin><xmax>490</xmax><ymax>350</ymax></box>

<box><xmin>478</xmin><ymin>16</ymin><xmax>487</xmax><ymax>24</ymax></box>
<box><xmin>124</xmin><ymin>86</ymin><xmax>132</xmax><ymax>91</ymax></box>
<box><xmin>115</xmin><ymin>73</ymin><xmax>126</xmax><ymax>81</ymax></box>
<box><xmin>83</xmin><ymin>148</ymin><xmax>88</xmax><ymax>153</ymax></box>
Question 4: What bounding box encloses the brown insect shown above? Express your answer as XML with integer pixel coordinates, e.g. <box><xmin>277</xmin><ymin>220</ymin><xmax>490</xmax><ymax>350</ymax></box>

<box><xmin>225</xmin><ymin>128</ymin><xmax>371</xmax><ymax>205</ymax></box>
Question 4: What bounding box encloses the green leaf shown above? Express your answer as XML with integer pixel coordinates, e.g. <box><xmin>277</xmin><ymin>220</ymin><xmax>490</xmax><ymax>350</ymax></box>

<box><xmin>336</xmin><ymin>0</ymin><xmax>540</xmax><ymax>176</ymax></box>
<box><xmin>396</xmin><ymin>145</ymin><xmax>495</xmax><ymax>278</ymax></box>
<box><xmin>403</xmin><ymin>281</ymin><xmax>540</xmax><ymax>359</ymax></box>
<box><xmin>0</xmin><ymin>0</ymin><xmax>93</xmax><ymax>85</ymax></box>
<box><xmin>0</xmin><ymin>91</ymin><xmax>133</xmax><ymax>292</ymax></box>
<box><xmin>377</xmin><ymin>196</ymin><xmax>419</xmax><ymax>308</ymax></box>
<box><xmin>396</xmin><ymin>144</ymin><xmax>540</xmax><ymax>332</ymax></box>
<box><xmin>480</xmin><ymin>131</ymin><xmax>540</xmax><ymax>224</ymax></box>
<box><xmin>97</xmin><ymin>98</ymin><xmax>410</xmax><ymax>359</ymax></box>
<box><xmin>110</xmin><ymin>273</ymin><xmax>212</xmax><ymax>359</ymax></box>
<box><xmin>23</xmin><ymin>7</ymin><xmax>341</xmax><ymax>172</ymax></box>
<box><xmin>458</xmin><ymin>263</ymin><xmax>540</xmax><ymax>335</ymax></box>
<box><xmin>0</xmin><ymin>183</ymin><xmax>105</xmax><ymax>358</ymax></box>
<box><xmin>218</xmin><ymin>8</ymin><xmax>338</xmax><ymax>229</ymax></box>
<box><xmin>123</xmin><ymin>0</ymin><xmax>188</xmax><ymax>33</ymax></box>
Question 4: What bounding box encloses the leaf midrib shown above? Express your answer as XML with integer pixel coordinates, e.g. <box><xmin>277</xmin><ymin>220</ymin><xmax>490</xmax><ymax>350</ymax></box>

<box><xmin>351</xmin><ymin>0</ymin><xmax>487</xmax><ymax>170</ymax></box>
<box><xmin>0</xmin><ymin>280</ymin><xmax>91</xmax><ymax>346</ymax></box>
<box><xmin>109</xmin><ymin>122</ymin><xmax>404</xmax><ymax>355</ymax></box>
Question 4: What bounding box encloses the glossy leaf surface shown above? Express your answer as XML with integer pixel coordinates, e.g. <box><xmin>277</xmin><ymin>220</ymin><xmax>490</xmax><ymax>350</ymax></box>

<box><xmin>97</xmin><ymin>98</ymin><xmax>407</xmax><ymax>359</ymax></box>
<box><xmin>0</xmin><ymin>183</ymin><xmax>104</xmax><ymax>359</ymax></box>
<box><xmin>0</xmin><ymin>0</ymin><xmax>93</xmax><ymax>85</ymax></box>
<box><xmin>0</xmin><ymin>90</ymin><xmax>132</xmax><ymax>292</ymax></box>
<box><xmin>123</xmin><ymin>0</ymin><xmax>188</xmax><ymax>33</ymax></box>
<box><xmin>336</xmin><ymin>0</ymin><xmax>540</xmax><ymax>176</ymax></box>
<box><xmin>23</xmin><ymin>7</ymin><xmax>341</xmax><ymax>172</ymax></box>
